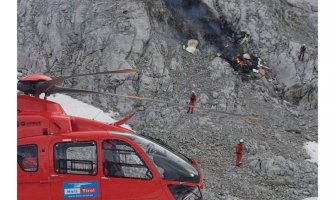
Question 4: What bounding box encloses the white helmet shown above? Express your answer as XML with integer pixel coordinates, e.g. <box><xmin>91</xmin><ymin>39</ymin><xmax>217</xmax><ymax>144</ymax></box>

<box><xmin>191</xmin><ymin>90</ymin><xmax>195</xmax><ymax>94</ymax></box>
<box><xmin>239</xmin><ymin>139</ymin><xmax>244</xmax><ymax>143</ymax></box>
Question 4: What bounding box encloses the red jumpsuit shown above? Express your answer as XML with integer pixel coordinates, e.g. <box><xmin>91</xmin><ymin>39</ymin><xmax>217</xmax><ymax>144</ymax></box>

<box><xmin>187</xmin><ymin>93</ymin><xmax>196</xmax><ymax>113</ymax></box>
<box><xmin>298</xmin><ymin>45</ymin><xmax>306</xmax><ymax>61</ymax></box>
<box><xmin>234</xmin><ymin>143</ymin><xmax>244</xmax><ymax>166</ymax></box>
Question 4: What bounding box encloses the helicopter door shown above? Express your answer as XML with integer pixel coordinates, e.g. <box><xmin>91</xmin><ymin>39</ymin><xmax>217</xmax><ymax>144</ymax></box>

<box><xmin>100</xmin><ymin>139</ymin><xmax>163</xmax><ymax>200</ymax></box>
<box><xmin>17</xmin><ymin>144</ymin><xmax>52</xmax><ymax>200</ymax></box>
<box><xmin>49</xmin><ymin>140</ymin><xmax>100</xmax><ymax>200</ymax></box>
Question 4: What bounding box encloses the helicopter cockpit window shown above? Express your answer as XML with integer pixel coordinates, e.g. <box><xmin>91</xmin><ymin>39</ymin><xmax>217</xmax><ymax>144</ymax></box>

<box><xmin>17</xmin><ymin>144</ymin><xmax>38</xmax><ymax>172</ymax></box>
<box><xmin>125</xmin><ymin>134</ymin><xmax>200</xmax><ymax>183</ymax></box>
<box><xmin>102</xmin><ymin>140</ymin><xmax>152</xmax><ymax>179</ymax></box>
<box><xmin>54</xmin><ymin>141</ymin><xmax>97</xmax><ymax>175</ymax></box>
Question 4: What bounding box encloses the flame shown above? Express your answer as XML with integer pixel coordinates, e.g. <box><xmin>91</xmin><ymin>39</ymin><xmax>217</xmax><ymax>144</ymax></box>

<box><xmin>236</xmin><ymin>57</ymin><xmax>244</xmax><ymax>66</ymax></box>
<box><xmin>236</xmin><ymin>58</ymin><xmax>241</xmax><ymax>64</ymax></box>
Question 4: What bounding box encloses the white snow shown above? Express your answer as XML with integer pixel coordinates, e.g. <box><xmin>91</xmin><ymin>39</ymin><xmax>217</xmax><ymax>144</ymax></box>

<box><xmin>286</xmin><ymin>0</ymin><xmax>317</xmax><ymax>7</ymax></box>
<box><xmin>48</xmin><ymin>94</ymin><xmax>131</xmax><ymax>129</ymax></box>
<box><xmin>304</xmin><ymin>141</ymin><xmax>318</xmax><ymax>164</ymax></box>
<box><xmin>302</xmin><ymin>197</ymin><xmax>318</xmax><ymax>200</ymax></box>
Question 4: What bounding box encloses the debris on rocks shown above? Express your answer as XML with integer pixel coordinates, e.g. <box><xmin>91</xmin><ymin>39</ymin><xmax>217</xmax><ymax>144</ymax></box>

<box><xmin>240</xmin><ymin>33</ymin><xmax>250</xmax><ymax>46</ymax></box>
<box><xmin>231</xmin><ymin>53</ymin><xmax>271</xmax><ymax>78</ymax></box>
<box><xmin>258</xmin><ymin>67</ymin><xmax>266</xmax><ymax>76</ymax></box>
<box><xmin>258</xmin><ymin>58</ymin><xmax>271</xmax><ymax>70</ymax></box>
<box><xmin>243</xmin><ymin>53</ymin><xmax>251</xmax><ymax>60</ymax></box>
<box><xmin>183</xmin><ymin>39</ymin><xmax>199</xmax><ymax>54</ymax></box>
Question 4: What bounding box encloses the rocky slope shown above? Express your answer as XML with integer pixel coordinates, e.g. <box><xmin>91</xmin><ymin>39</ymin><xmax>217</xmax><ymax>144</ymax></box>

<box><xmin>17</xmin><ymin>0</ymin><xmax>318</xmax><ymax>199</ymax></box>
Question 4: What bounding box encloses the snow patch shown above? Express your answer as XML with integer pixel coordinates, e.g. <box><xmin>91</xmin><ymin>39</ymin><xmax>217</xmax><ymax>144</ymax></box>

<box><xmin>302</xmin><ymin>197</ymin><xmax>318</xmax><ymax>200</ymax></box>
<box><xmin>48</xmin><ymin>94</ymin><xmax>131</xmax><ymax>129</ymax></box>
<box><xmin>286</xmin><ymin>0</ymin><xmax>317</xmax><ymax>7</ymax></box>
<box><xmin>304</xmin><ymin>141</ymin><xmax>318</xmax><ymax>164</ymax></box>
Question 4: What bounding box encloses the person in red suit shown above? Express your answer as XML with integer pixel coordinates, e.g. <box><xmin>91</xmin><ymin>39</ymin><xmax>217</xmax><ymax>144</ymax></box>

<box><xmin>298</xmin><ymin>44</ymin><xmax>306</xmax><ymax>61</ymax></box>
<box><xmin>187</xmin><ymin>91</ymin><xmax>196</xmax><ymax>114</ymax></box>
<box><xmin>234</xmin><ymin>139</ymin><xmax>245</xmax><ymax>166</ymax></box>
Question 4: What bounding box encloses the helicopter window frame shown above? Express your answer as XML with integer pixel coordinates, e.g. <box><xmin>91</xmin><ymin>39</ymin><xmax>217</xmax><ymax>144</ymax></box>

<box><xmin>102</xmin><ymin>139</ymin><xmax>153</xmax><ymax>180</ymax></box>
<box><xmin>119</xmin><ymin>133</ymin><xmax>200</xmax><ymax>183</ymax></box>
<box><xmin>53</xmin><ymin>141</ymin><xmax>98</xmax><ymax>176</ymax></box>
<box><xmin>17</xmin><ymin>144</ymin><xmax>38</xmax><ymax>172</ymax></box>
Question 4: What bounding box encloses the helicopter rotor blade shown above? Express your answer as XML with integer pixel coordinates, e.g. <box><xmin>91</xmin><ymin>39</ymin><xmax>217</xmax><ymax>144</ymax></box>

<box><xmin>106</xmin><ymin>93</ymin><xmax>262</xmax><ymax>120</ymax></box>
<box><xmin>194</xmin><ymin>107</ymin><xmax>262</xmax><ymax>120</ymax></box>
<box><xmin>36</xmin><ymin>68</ymin><xmax>137</xmax><ymax>96</ymax></box>
<box><xmin>46</xmin><ymin>86</ymin><xmax>262</xmax><ymax>121</ymax></box>
<box><xmin>77</xmin><ymin>91</ymin><xmax>262</xmax><ymax>120</ymax></box>
<box><xmin>47</xmin><ymin>86</ymin><xmax>101</xmax><ymax>95</ymax></box>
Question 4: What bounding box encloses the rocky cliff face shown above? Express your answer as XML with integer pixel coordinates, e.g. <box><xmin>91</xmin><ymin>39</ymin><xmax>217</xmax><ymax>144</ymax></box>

<box><xmin>18</xmin><ymin>0</ymin><xmax>318</xmax><ymax>199</ymax></box>
<box><xmin>203</xmin><ymin>0</ymin><xmax>318</xmax><ymax>110</ymax></box>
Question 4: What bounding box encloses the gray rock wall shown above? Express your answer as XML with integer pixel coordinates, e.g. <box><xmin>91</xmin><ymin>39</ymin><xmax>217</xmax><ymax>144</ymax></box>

<box><xmin>206</xmin><ymin>0</ymin><xmax>318</xmax><ymax>109</ymax></box>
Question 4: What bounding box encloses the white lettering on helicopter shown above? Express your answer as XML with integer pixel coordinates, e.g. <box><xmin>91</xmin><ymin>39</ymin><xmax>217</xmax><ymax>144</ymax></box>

<box><xmin>63</xmin><ymin>180</ymin><xmax>98</xmax><ymax>198</ymax></box>
<box><xmin>64</xmin><ymin>188</ymin><xmax>80</xmax><ymax>195</ymax></box>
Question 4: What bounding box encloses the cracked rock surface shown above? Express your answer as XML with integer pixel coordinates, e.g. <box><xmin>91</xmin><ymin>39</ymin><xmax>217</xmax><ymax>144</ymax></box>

<box><xmin>18</xmin><ymin>0</ymin><xmax>317</xmax><ymax>199</ymax></box>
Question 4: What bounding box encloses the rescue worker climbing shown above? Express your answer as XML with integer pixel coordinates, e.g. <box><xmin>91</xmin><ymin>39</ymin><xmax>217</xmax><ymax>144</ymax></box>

<box><xmin>187</xmin><ymin>91</ymin><xmax>196</xmax><ymax>114</ymax></box>
<box><xmin>234</xmin><ymin>139</ymin><xmax>245</xmax><ymax>166</ymax></box>
<box><xmin>298</xmin><ymin>44</ymin><xmax>306</xmax><ymax>61</ymax></box>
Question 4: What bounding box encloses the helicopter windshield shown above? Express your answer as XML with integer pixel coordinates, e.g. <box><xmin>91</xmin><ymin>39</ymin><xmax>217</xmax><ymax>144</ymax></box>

<box><xmin>115</xmin><ymin>133</ymin><xmax>200</xmax><ymax>183</ymax></box>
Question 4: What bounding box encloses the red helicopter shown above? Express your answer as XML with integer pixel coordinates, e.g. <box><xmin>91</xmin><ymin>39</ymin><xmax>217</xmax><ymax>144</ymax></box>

<box><xmin>17</xmin><ymin>69</ymin><xmax>203</xmax><ymax>200</ymax></box>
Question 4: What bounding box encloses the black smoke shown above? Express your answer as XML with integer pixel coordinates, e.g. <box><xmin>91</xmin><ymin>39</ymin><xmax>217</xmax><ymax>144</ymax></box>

<box><xmin>163</xmin><ymin>0</ymin><xmax>248</xmax><ymax>68</ymax></box>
